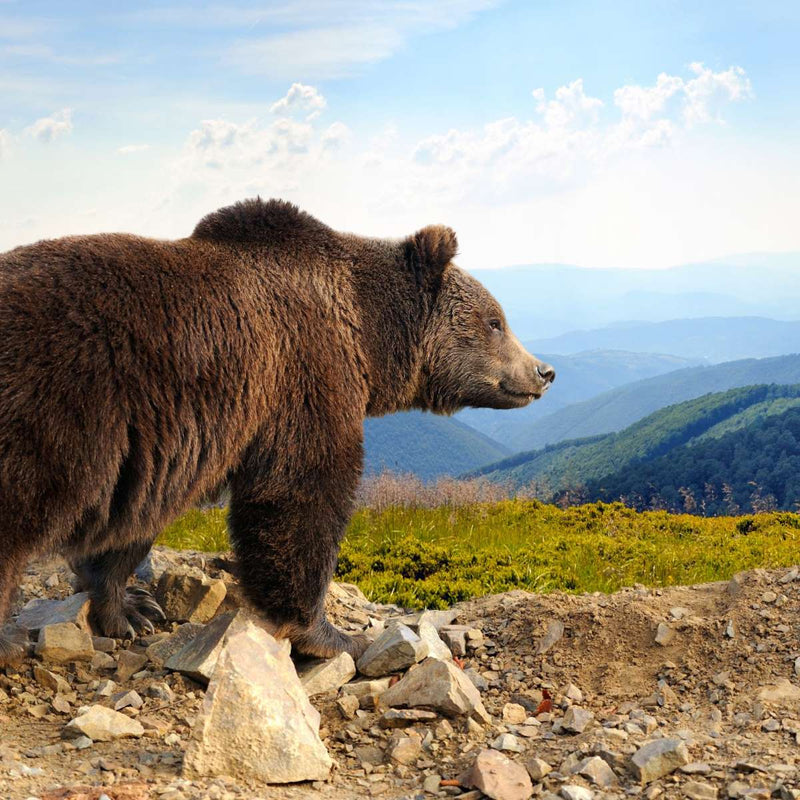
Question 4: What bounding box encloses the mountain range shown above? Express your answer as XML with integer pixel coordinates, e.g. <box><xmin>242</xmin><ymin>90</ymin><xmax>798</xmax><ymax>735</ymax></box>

<box><xmin>469</xmin><ymin>384</ymin><xmax>800</xmax><ymax>515</ymax></box>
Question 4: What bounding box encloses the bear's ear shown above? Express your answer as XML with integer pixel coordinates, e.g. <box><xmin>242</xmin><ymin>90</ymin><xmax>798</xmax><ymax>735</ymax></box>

<box><xmin>405</xmin><ymin>224</ymin><xmax>458</xmax><ymax>287</ymax></box>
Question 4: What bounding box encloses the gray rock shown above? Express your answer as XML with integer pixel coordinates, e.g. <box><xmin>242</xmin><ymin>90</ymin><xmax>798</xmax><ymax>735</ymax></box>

<box><xmin>115</xmin><ymin>650</ymin><xmax>148</xmax><ymax>682</ymax></box>
<box><xmin>386</xmin><ymin>732</ymin><xmax>422</xmax><ymax>765</ymax></box>
<box><xmin>417</xmin><ymin>621</ymin><xmax>453</xmax><ymax>661</ymax></box>
<box><xmin>756</xmin><ymin>678</ymin><xmax>800</xmax><ymax>704</ymax></box>
<box><xmin>536</xmin><ymin>619</ymin><xmax>564</xmax><ymax>655</ymax></box>
<box><xmin>112</xmin><ymin>690</ymin><xmax>143</xmax><ymax>711</ymax></box>
<box><xmin>134</xmin><ymin>549</ymin><xmax>176</xmax><ymax>584</ymax></box>
<box><xmin>146</xmin><ymin>622</ymin><xmax>205</xmax><ymax>668</ymax></box>
<box><xmin>526</xmin><ymin>757</ymin><xmax>552</xmax><ymax>781</ymax></box>
<box><xmin>296</xmin><ymin>652</ymin><xmax>356</xmax><ymax>696</ymax></box>
<box><xmin>156</xmin><ymin>568</ymin><xmax>227</xmax><ymax>623</ymax></box>
<box><xmin>382</xmin><ymin>657</ymin><xmax>491</xmax><ymax>724</ymax></box>
<box><xmin>655</xmin><ymin>622</ymin><xmax>676</xmax><ymax>646</ymax></box>
<box><xmin>356</xmin><ymin>622</ymin><xmax>428</xmax><ymax>677</ymax></box>
<box><xmin>576</xmin><ymin>755</ymin><xmax>617</xmax><ymax>787</ymax></box>
<box><xmin>631</xmin><ymin>738</ymin><xmax>690</xmax><ymax>784</ymax></box>
<box><xmin>17</xmin><ymin>593</ymin><xmax>92</xmax><ymax>634</ymax></box>
<box><xmin>392</xmin><ymin>609</ymin><xmax>459</xmax><ymax>631</ymax></box>
<box><xmin>164</xmin><ymin>611</ymin><xmax>243</xmax><ymax>684</ymax></box>
<box><xmin>684</xmin><ymin>781</ymin><xmax>718</xmax><ymax>800</ymax></box>
<box><xmin>491</xmin><ymin>733</ymin><xmax>524</xmax><ymax>753</ymax></box>
<box><xmin>35</xmin><ymin>622</ymin><xmax>94</xmax><ymax>663</ymax></box>
<box><xmin>182</xmin><ymin>619</ymin><xmax>332</xmax><ymax>783</ymax></box>
<box><xmin>459</xmin><ymin>748</ymin><xmax>533</xmax><ymax>800</ymax></box>
<box><xmin>439</xmin><ymin>627</ymin><xmax>467</xmax><ymax>657</ymax></box>
<box><xmin>62</xmin><ymin>705</ymin><xmax>144</xmax><ymax>741</ymax></box>
<box><xmin>336</xmin><ymin>693</ymin><xmax>360</xmax><ymax>720</ymax></box>
<box><xmin>560</xmin><ymin>787</ymin><xmax>593</xmax><ymax>800</ymax></box>
<box><xmin>379</xmin><ymin>708</ymin><xmax>438</xmax><ymax>728</ymax></box>
<box><xmin>561</xmin><ymin>706</ymin><xmax>594</xmax><ymax>734</ymax></box>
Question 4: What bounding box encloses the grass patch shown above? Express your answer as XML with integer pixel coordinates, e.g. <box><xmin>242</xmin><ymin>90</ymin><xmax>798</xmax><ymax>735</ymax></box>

<box><xmin>156</xmin><ymin>500</ymin><xmax>800</xmax><ymax>609</ymax></box>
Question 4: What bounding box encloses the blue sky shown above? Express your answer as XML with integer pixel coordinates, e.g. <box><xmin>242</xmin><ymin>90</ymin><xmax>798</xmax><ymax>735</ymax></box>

<box><xmin>1</xmin><ymin>0</ymin><xmax>798</xmax><ymax>268</ymax></box>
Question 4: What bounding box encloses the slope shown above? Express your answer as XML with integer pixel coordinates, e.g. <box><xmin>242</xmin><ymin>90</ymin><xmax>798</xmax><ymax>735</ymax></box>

<box><xmin>514</xmin><ymin>353</ymin><xmax>800</xmax><ymax>452</ymax></box>
<box><xmin>470</xmin><ymin>385</ymin><xmax>800</xmax><ymax>494</ymax></box>
<box><xmin>363</xmin><ymin>410</ymin><xmax>510</xmax><ymax>481</ymax></box>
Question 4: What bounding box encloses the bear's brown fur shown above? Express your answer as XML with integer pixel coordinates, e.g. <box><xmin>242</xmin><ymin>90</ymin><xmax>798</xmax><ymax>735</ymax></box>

<box><xmin>0</xmin><ymin>199</ymin><xmax>554</xmax><ymax>661</ymax></box>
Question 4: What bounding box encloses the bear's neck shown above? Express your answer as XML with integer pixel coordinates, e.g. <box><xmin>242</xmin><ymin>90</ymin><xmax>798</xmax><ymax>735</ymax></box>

<box><xmin>349</xmin><ymin>247</ymin><xmax>429</xmax><ymax>418</ymax></box>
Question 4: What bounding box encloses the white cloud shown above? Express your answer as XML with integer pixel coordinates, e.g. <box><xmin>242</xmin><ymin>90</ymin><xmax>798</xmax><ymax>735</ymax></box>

<box><xmin>0</xmin><ymin>129</ymin><xmax>11</xmax><ymax>159</ymax></box>
<box><xmin>26</xmin><ymin>108</ymin><xmax>73</xmax><ymax>142</ymax></box>
<box><xmin>118</xmin><ymin>144</ymin><xmax>151</xmax><ymax>155</ymax></box>
<box><xmin>221</xmin><ymin>0</ymin><xmax>499</xmax><ymax>78</ymax></box>
<box><xmin>269</xmin><ymin>82</ymin><xmax>327</xmax><ymax>120</ymax></box>
<box><xmin>321</xmin><ymin>121</ymin><xmax>350</xmax><ymax>150</ymax></box>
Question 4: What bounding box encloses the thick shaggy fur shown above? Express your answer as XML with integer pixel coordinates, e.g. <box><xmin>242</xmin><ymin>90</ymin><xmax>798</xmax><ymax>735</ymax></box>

<box><xmin>0</xmin><ymin>199</ymin><xmax>553</xmax><ymax>660</ymax></box>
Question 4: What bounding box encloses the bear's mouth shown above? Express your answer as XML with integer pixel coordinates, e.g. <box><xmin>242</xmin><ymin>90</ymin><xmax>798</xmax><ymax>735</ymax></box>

<box><xmin>499</xmin><ymin>382</ymin><xmax>542</xmax><ymax>401</ymax></box>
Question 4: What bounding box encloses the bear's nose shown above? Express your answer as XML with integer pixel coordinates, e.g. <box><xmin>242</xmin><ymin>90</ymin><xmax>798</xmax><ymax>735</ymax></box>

<box><xmin>537</xmin><ymin>363</ymin><xmax>556</xmax><ymax>384</ymax></box>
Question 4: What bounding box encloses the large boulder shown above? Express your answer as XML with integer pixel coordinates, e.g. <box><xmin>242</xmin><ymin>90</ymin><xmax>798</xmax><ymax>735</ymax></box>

<box><xmin>183</xmin><ymin>619</ymin><xmax>332</xmax><ymax>784</ymax></box>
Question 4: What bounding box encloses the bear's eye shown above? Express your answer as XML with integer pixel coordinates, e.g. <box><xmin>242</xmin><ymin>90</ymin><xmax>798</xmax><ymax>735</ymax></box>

<box><xmin>488</xmin><ymin>319</ymin><xmax>503</xmax><ymax>333</ymax></box>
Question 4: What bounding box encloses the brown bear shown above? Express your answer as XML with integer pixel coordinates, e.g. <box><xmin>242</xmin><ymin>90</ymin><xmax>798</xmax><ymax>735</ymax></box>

<box><xmin>0</xmin><ymin>198</ymin><xmax>554</xmax><ymax>663</ymax></box>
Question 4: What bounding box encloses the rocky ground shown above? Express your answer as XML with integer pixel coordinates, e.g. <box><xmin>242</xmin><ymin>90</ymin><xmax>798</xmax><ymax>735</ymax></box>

<box><xmin>1</xmin><ymin>547</ymin><xmax>799</xmax><ymax>800</ymax></box>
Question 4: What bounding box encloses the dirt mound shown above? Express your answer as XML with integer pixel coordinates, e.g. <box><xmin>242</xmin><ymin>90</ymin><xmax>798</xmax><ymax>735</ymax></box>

<box><xmin>1</xmin><ymin>549</ymin><xmax>798</xmax><ymax>800</ymax></box>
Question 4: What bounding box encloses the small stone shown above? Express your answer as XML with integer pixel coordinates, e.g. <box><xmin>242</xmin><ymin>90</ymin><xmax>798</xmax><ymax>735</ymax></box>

<box><xmin>561</xmin><ymin>706</ymin><xmax>594</xmax><ymax>734</ymax></box>
<box><xmin>435</xmin><ymin>718</ymin><xmax>454</xmax><ymax>739</ymax></box>
<box><xmin>16</xmin><ymin>593</ymin><xmax>92</xmax><ymax>634</ymax></box>
<box><xmin>725</xmin><ymin>620</ymin><xmax>736</xmax><ymax>638</ymax></box>
<box><xmin>756</xmin><ymin>678</ymin><xmax>800</xmax><ymax>704</ymax></box>
<box><xmin>536</xmin><ymin>619</ymin><xmax>564</xmax><ymax>655</ymax></box>
<box><xmin>379</xmin><ymin>708</ymin><xmax>438</xmax><ymax>728</ymax></box>
<box><xmin>91</xmin><ymin>635</ymin><xmax>117</xmax><ymax>652</ymax></box>
<box><xmin>52</xmin><ymin>695</ymin><xmax>72</xmax><ymax>714</ymax></box>
<box><xmin>182</xmin><ymin>619</ymin><xmax>332</xmax><ymax>783</ymax></box>
<box><xmin>491</xmin><ymin>733</ymin><xmax>524</xmax><ymax>753</ymax></box>
<box><xmin>33</xmin><ymin>665</ymin><xmax>71</xmax><ymax>694</ymax></box>
<box><xmin>631</xmin><ymin>738</ymin><xmax>689</xmax><ymax>784</ymax></box>
<box><xmin>503</xmin><ymin>703</ymin><xmax>528</xmax><ymax>725</ymax></box>
<box><xmin>381</xmin><ymin>657</ymin><xmax>491</xmax><ymax>724</ymax></box>
<box><xmin>63</xmin><ymin>705</ymin><xmax>145</xmax><ymax>741</ymax></box>
<box><xmin>386</xmin><ymin>733</ymin><xmax>421</xmax><ymax>765</ymax></box>
<box><xmin>91</xmin><ymin>651</ymin><xmax>116</xmax><ymax>670</ymax></box>
<box><xmin>459</xmin><ymin>749</ymin><xmax>533</xmax><ymax>800</ymax></box>
<box><xmin>439</xmin><ymin>627</ymin><xmax>467</xmax><ymax>657</ymax></box>
<box><xmin>795</xmin><ymin>656</ymin><xmax>800</xmax><ymax>678</ymax></box>
<box><xmin>35</xmin><ymin>622</ymin><xmax>94</xmax><ymax>663</ymax></box>
<box><xmin>417</xmin><ymin>621</ymin><xmax>453</xmax><ymax>661</ymax></box>
<box><xmin>115</xmin><ymin>650</ymin><xmax>148</xmax><ymax>682</ymax></box>
<box><xmin>465</xmin><ymin>668</ymin><xmax>489</xmax><ymax>691</ymax></box>
<box><xmin>563</xmin><ymin>683</ymin><xmax>583</xmax><ymax>703</ymax></box>
<box><xmin>526</xmin><ymin>757</ymin><xmax>552</xmax><ymax>781</ymax></box>
<box><xmin>655</xmin><ymin>623</ymin><xmax>675</xmax><ymax>646</ymax></box>
<box><xmin>561</xmin><ymin>787</ymin><xmax>593</xmax><ymax>800</ymax></box>
<box><xmin>576</xmin><ymin>755</ymin><xmax>617</xmax><ymax>788</ymax></box>
<box><xmin>761</xmin><ymin>590</ymin><xmax>777</xmax><ymax>603</ymax></box>
<box><xmin>95</xmin><ymin>679</ymin><xmax>117</xmax><ymax>697</ymax></box>
<box><xmin>147</xmin><ymin>681</ymin><xmax>175</xmax><ymax>702</ymax></box>
<box><xmin>156</xmin><ymin>568</ymin><xmax>227</xmax><ymax>623</ymax></box>
<box><xmin>670</xmin><ymin>607</ymin><xmax>690</xmax><ymax>620</ymax></box>
<box><xmin>297</xmin><ymin>652</ymin><xmax>356</xmax><ymax>696</ymax></box>
<box><xmin>423</xmin><ymin>774</ymin><xmax>441</xmax><ymax>794</ymax></box>
<box><xmin>356</xmin><ymin>622</ymin><xmax>429</xmax><ymax>677</ymax></box>
<box><xmin>112</xmin><ymin>690</ymin><xmax>143</xmax><ymax>711</ymax></box>
<box><xmin>684</xmin><ymin>781</ymin><xmax>718</xmax><ymax>800</ymax></box>
<box><xmin>336</xmin><ymin>693</ymin><xmax>360</xmax><ymax>720</ymax></box>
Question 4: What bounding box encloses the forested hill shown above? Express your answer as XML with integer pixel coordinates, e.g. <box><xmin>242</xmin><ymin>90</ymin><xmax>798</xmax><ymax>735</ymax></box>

<box><xmin>587</xmin><ymin>405</ymin><xmax>800</xmax><ymax>514</ymax></box>
<box><xmin>363</xmin><ymin>411</ymin><xmax>509</xmax><ymax>481</ymax></box>
<box><xmin>469</xmin><ymin>385</ymin><xmax>800</xmax><ymax>511</ymax></box>
<box><xmin>513</xmin><ymin>353</ymin><xmax>800</xmax><ymax>452</ymax></box>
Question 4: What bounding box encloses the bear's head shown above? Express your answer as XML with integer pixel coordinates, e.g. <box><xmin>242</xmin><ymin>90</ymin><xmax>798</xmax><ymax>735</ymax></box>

<box><xmin>407</xmin><ymin>225</ymin><xmax>555</xmax><ymax>414</ymax></box>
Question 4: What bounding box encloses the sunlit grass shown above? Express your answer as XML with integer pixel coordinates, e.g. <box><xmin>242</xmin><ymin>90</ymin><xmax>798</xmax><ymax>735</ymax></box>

<box><xmin>156</xmin><ymin>500</ymin><xmax>800</xmax><ymax>608</ymax></box>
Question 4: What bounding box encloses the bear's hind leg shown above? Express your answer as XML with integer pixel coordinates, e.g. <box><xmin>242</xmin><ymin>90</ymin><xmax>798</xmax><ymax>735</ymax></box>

<box><xmin>70</xmin><ymin>541</ymin><xmax>165</xmax><ymax>639</ymax></box>
<box><xmin>0</xmin><ymin>553</ymin><xmax>27</xmax><ymax>666</ymax></box>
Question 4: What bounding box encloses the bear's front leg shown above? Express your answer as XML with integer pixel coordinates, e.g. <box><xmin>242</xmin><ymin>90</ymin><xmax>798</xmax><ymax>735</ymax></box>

<box><xmin>228</xmin><ymin>438</ymin><xmax>368</xmax><ymax>659</ymax></box>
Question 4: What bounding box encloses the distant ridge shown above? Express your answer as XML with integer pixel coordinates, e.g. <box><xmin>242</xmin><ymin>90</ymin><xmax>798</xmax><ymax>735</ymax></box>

<box><xmin>363</xmin><ymin>411</ymin><xmax>510</xmax><ymax>481</ymax></box>
<box><xmin>510</xmin><ymin>353</ymin><xmax>800</xmax><ymax>452</ymax></box>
